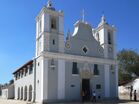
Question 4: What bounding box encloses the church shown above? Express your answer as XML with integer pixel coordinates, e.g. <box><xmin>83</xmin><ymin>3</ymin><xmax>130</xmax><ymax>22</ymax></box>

<box><xmin>12</xmin><ymin>0</ymin><xmax>118</xmax><ymax>103</ymax></box>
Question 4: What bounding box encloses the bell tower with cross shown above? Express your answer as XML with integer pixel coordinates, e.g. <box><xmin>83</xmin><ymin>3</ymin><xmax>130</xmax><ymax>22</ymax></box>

<box><xmin>35</xmin><ymin>0</ymin><xmax>64</xmax><ymax>57</ymax></box>
<box><xmin>35</xmin><ymin>0</ymin><xmax>65</xmax><ymax>102</ymax></box>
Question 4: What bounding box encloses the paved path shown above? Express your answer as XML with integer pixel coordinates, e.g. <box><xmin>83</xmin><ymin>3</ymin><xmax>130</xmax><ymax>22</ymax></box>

<box><xmin>0</xmin><ymin>99</ymin><xmax>139</xmax><ymax>104</ymax></box>
<box><xmin>0</xmin><ymin>95</ymin><xmax>139</xmax><ymax>104</ymax></box>
<box><xmin>0</xmin><ymin>99</ymin><xmax>28</xmax><ymax>104</ymax></box>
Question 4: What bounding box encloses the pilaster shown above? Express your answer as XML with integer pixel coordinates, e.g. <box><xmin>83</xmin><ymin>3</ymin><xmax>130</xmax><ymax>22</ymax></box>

<box><xmin>58</xmin><ymin>59</ymin><xmax>65</xmax><ymax>99</ymax></box>
<box><xmin>32</xmin><ymin>90</ymin><xmax>35</xmax><ymax>102</ymax></box>
<box><xmin>115</xmin><ymin>64</ymin><xmax>118</xmax><ymax>98</ymax></box>
<box><xmin>104</xmin><ymin>64</ymin><xmax>110</xmax><ymax>98</ymax></box>
<box><xmin>41</xmin><ymin>58</ymin><xmax>48</xmax><ymax>101</ymax></box>
<box><xmin>22</xmin><ymin>87</ymin><xmax>24</xmax><ymax>100</ymax></box>
<box><xmin>27</xmin><ymin>88</ymin><xmax>29</xmax><ymax>101</ymax></box>
<box><xmin>58</xmin><ymin>35</ymin><xmax>64</xmax><ymax>53</ymax></box>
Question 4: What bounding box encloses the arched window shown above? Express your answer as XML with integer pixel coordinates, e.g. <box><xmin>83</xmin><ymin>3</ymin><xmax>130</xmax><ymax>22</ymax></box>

<box><xmin>29</xmin><ymin>65</ymin><xmax>33</xmax><ymax>74</ymax></box>
<box><xmin>17</xmin><ymin>87</ymin><xmax>20</xmax><ymax>99</ymax></box>
<box><xmin>52</xmin><ymin>39</ymin><xmax>55</xmax><ymax>45</ymax></box>
<box><xmin>94</xmin><ymin>64</ymin><xmax>99</xmax><ymax>75</ymax></box>
<box><xmin>24</xmin><ymin>86</ymin><xmax>27</xmax><ymax>101</ymax></box>
<box><xmin>108</xmin><ymin>32</ymin><xmax>112</xmax><ymax>44</ymax></box>
<box><xmin>51</xmin><ymin>18</ymin><xmax>56</xmax><ymax>29</ymax></box>
<box><xmin>28</xmin><ymin>85</ymin><xmax>32</xmax><ymax>101</ymax></box>
<box><xmin>25</xmin><ymin>69</ymin><xmax>28</xmax><ymax>76</ymax></box>
<box><xmin>21</xmin><ymin>87</ymin><xmax>23</xmax><ymax>100</ymax></box>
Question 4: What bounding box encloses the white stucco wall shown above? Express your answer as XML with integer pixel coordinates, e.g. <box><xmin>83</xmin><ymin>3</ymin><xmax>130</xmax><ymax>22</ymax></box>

<box><xmin>1</xmin><ymin>84</ymin><xmax>14</xmax><ymax>99</ymax></box>
<box><xmin>58</xmin><ymin>59</ymin><xmax>65</xmax><ymax>99</ymax></box>
<box><xmin>41</xmin><ymin>58</ymin><xmax>48</xmax><ymax>101</ymax></box>
<box><xmin>2</xmin><ymin>89</ymin><xmax>8</xmax><ymax>99</ymax></box>
<box><xmin>59</xmin><ymin>16</ymin><xmax>64</xmax><ymax>34</ymax></box>
<box><xmin>104</xmin><ymin>64</ymin><xmax>110</xmax><ymax>98</ymax></box>
<box><xmin>119</xmin><ymin>78</ymin><xmax>139</xmax><ymax>95</ymax></box>
<box><xmin>14</xmin><ymin>72</ymin><xmax>34</xmax><ymax>101</ymax></box>
<box><xmin>35</xmin><ymin>57</ymin><xmax>42</xmax><ymax>102</ymax></box>
<box><xmin>8</xmin><ymin>84</ymin><xmax>14</xmax><ymax>99</ymax></box>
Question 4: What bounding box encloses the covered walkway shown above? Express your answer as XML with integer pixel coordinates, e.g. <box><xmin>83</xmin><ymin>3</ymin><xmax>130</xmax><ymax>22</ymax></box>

<box><xmin>16</xmin><ymin>85</ymin><xmax>33</xmax><ymax>102</ymax></box>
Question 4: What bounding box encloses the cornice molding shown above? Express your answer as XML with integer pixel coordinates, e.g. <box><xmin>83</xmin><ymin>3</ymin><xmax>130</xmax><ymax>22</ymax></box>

<box><xmin>40</xmin><ymin>52</ymin><xmax>117</xmax><ymax>65</ymax></box>
<box><xmin>36</xmin><ymin>6</ymin><xmax>64</xmax><ymax>21</ymax></box>
<box><xmin>96</xmin><ymin>24</ymin><xmax>116</xmax><ymax>32</ymax></box>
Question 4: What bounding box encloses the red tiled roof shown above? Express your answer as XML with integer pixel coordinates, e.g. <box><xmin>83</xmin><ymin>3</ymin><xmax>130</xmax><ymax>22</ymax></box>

<box><xmin>13</xmin><ymin>60</ymin><xmax>33</xmax><ymax>74</ymax></box>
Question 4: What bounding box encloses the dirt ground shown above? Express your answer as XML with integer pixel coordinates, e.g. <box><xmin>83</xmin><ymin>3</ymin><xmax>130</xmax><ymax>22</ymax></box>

<box><xmin>0</xmin><ymin>94</ymin><xmax>139</xmax><ymax>104</ymax></box>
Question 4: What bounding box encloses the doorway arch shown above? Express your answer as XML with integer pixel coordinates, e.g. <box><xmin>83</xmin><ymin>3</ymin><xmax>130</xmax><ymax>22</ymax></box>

<box><xmin>28</xmin><ymin>85</ymin><xmax>32</xmax><ymax>101</ymax></box>
<box><xmin>17</xmin><ymin>87</ymin><xmax>20</xmax><ymax>99</ymax></box>
<box><xmin>21</xmin><ymin>87</ymin><xmax>23</xmax><ymax>100</ymax></box>
<box><xmin>24</xmin><ymin>86</ymin><xmax>27</xmax><ymax>100</ymax></box>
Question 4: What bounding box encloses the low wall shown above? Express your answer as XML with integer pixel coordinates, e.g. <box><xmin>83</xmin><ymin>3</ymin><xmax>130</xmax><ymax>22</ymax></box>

<box><xmin>1</xmin><ymin>84</ymin><xmax>14</xmax><ymax>99</ymax></box>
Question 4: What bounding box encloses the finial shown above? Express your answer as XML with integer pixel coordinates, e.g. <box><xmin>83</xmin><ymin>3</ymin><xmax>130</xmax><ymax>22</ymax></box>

<box><xmin>98</xmin><ymin>12</ymin><xmax>107</xmax><ymax>27</ymax></box>
<box><xmin>47</xmin><ymin>0</ymin><xmax>52</xmax><ymax>8</ymax></box>
<box><xmin>102</xmin><ymin>15</ymin><xmax>106</xmax><ymax>23</ymax></box>
<box><xmin>82</xmin><ymin>9</ymin><xmax>85</xmax><ymax>22</ymax></box>
<box><xmin>47</xmin><ymin>0</ymin><xmax>55</xmax><ymax>11</ymax></box>
<box><xmin>101</xmin><ymin>12</ymin><xmax>106</xmax><ymax>23</ymax></box>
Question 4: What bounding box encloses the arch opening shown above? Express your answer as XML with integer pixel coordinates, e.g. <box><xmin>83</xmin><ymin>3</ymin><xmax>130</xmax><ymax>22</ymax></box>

<box><xmin>21</xmin><ymin>87</ymin><xmax>23</xmax><ymax>100</ymax></box>
<box><xmin>28</xmin><ymin>85</ymin><xmax>32</xmax><ymax>101</ymax></box>
<box><xmin>24</xmin><ymin>86</ymin><xmax>27</xmax><ymax>100</ymax></box>
<box><xmin>17</xmin><ymin>87</ymin><xmax>20</xmax><ymax>99</ymax></box>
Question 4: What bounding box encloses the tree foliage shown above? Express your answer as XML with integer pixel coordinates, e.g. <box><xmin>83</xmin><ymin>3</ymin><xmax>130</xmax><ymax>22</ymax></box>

<box><xmin>117</xmin><ymin>49</ymin><xmax>139</xmax><ymax>83</ymax></box>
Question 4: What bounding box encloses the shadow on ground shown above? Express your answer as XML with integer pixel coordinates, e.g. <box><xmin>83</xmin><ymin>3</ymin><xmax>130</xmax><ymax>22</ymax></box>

<box><xmin>50</xmin><ymin>99</ymin><xmax>139</xmax><ymax>104</ymax></box>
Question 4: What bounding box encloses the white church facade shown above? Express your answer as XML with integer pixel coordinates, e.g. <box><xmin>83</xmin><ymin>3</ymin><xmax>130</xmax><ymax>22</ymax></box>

<box><xmin>13</xmin><ymin>0</ymin><xmax>118</xmax><ymax>103</ymax></box>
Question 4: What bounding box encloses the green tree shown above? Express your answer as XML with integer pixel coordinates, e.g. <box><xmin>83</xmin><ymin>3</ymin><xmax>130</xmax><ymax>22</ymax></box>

<box><xmin>117</xmin><ymin>49</ymin><xmax>139</xmax><ymax>83</ymax></box>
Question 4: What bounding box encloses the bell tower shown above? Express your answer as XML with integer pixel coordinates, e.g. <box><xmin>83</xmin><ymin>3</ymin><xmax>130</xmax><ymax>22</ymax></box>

<box><xmin>97</xmin><ymin>15</ymin><xmax>116</xmax><ymax>59</ymax></box>
<box><xmin>36</xmin><ymin>0</ymin><xmax>64</xmax><ymax>57</ymax></box>
<box><xmin>97</xmin><ymin>15</ymin><xmax>117</xmax><ymax>98</ymax></box>
<box><xmin>35</xmin><ymin>0</ymin><xmax>65</xmax><ymax>102</ymax></box>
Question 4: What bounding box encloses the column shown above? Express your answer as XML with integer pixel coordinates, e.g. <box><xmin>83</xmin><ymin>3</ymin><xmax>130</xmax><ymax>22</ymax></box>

<box><xmin>104</xmin><ymin>64</ymin><xmax>110</xmax><ymax>98</ymax></box>
<box><xmin>27</xmin><ymin>87</ymin><xmax>29</xmax><ymax>101</ymax></box>
<box><xmin>23</xmin><ymin>68</ymin><xmax>26</xmax><ymax>76</ymax></box>
<box><xmin>22</xmin><ymin>87</ymin><xmax>24</xmax><ymax>100</ymax></box>
<box><xmin>32</xmin><ymin>90</ymin><xmax>35</xmax><ymax>102</ymax></box>
<box><xmin>15</xmin><ymin>87</ymin><xmax>18</xmax><ymax>100</ymax></box>
<box><xmin>27</xmin><ymin>65</ymin><xmax>30</xmax><ymax>75</ymax></box>
<box><xmin>58</xmin><ymin>59</ymin><xmax>65</xmax><ymax>99</ymax></box>
<box><xmin>20</xmin><ymin>87</ymin><xmax>22</xmax><ymax>100</ymax></box>
<box><xmin>115</xmin><ymin>64</ymin><xmax>118</xmax><ymax>98</ymax></box>
<box><xmin>41</xmin><ymin>58</ymin><xmax>48</xmax><ymax>101</ymax></box>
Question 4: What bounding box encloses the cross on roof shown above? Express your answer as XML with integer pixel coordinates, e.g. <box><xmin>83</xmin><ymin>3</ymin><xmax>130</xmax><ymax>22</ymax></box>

<box><xmin>82</xmin><ymin>9</ymin><xmax>85</xmax><ymax>22</ymax></box>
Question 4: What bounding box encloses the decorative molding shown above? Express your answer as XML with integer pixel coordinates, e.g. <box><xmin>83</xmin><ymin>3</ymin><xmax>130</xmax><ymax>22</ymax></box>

<box><xmin>82</xmin><ymin>45</ymin><xmax>89</xmax><ymax>54</ymax></box>
<box><xmin>80</xmin><ymin>63</ymin><xmax>92</xmax><ymax>79</ymax></box>
<box><xmin>42</xmin><ymin>52</ymin><xmax>117</xmax><ymax>65</ymax></box>
<box><xmin>36</xmin><ymin>31</ymin><xmax>50</xmax><ymax>41</ymax></box>
<box><xmin>72</xmin><ymin>74</ymin><xmax>79</xmax><ymax>77</ymax></box>
<box><xmin>36</xmin><ymin>7</ymin><xmax>64</xmax><ymax>21</ymax></box>
<box><xmin>108</xmin><ymin>46</ymin><xmax>113</xmax><ymax>53</ymax></box>
<box><xmin>96</xmin><ymin>24</ymin><xmax>116</xmax><ymax>32</ymax></box>
<box><xmin>65</xmin><ymin>41</ymin><xmax>71</xmax><ymax>49</ymax></box>
<box><xmin>98</xmin><ymin>47</ymin><xmax>104</xmax><ymax>55</ymax></box>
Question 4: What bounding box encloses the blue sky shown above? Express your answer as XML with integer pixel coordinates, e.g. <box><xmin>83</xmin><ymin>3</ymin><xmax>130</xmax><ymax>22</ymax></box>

<box><xmin>0</xmin><ymin>0</ymin><xmax>139</xmax><ymax>84</ymax></box>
